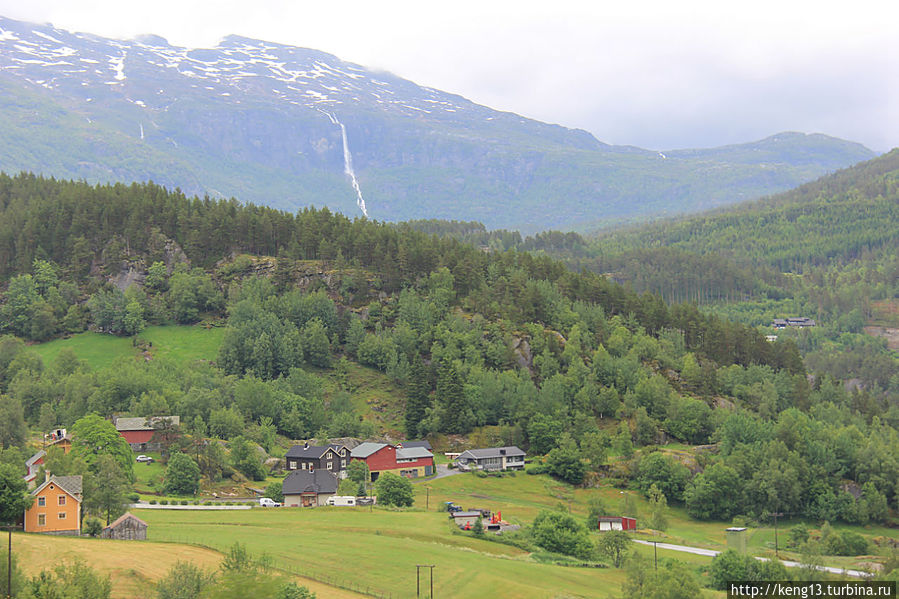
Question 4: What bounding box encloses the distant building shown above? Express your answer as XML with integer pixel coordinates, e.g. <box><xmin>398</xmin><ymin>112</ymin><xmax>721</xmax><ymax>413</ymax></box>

<box><xmin>24</xmin><ymin>450</ymin><xmax>46</xmax><ymax>486</ymax></box>
<box><xmin>24</xmin><ymin>475</ymin><xmax>83</xmax><ymax>535</ymax></box>
<box><xmin>285</xmin><ymin>442</ymin><xmax>349</xmax><ymax>479</ymax></box>
<box><xmin>350</xmin><ymin>442</ymin><xmax>435</xmax><ymax>481</ymax></box>
<box><xmin>282</xmin><ymin>469</ymin><xmax>339</xmax><ymax>507</ymax></box>
<box><xmin>102</xmin><ymin>512</ymin><xmax>148</xmax><ymax>540</ymax></box>
<box><xmin>597</xmin><ymin>516</ymin><xmax>637</xmax><ymax>532</ymax></box>
<box><xmin>772</xmin><ymin>317</ymin><xmax>816</xmax><ymax>329</ymax></box>
<box><xmin>397</xmin><ymin>440</ymin><xmax>432</xmax><ymax>451</ymax></box>
<box><xmin>455</xmin><ymin>447</ymin><xmax>525</xmax><ymax>471</ymax></box>
<box><xmin>114</xmin><ymin>416</ymin><xmax>180</xmax><ymax>451</ymax></box>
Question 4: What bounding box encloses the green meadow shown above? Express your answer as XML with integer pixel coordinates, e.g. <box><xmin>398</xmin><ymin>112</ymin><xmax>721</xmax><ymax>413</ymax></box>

<box><xmin>29</xmin><ymin>325</ymin><xmax>225</xmax><ymax>369</ymax></box>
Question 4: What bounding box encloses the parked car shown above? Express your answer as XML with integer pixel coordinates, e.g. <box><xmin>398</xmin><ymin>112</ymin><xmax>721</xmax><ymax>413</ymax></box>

<box><xmin>136</xmin><ymin>455</ymin><xmax>154</xmax><ymax>463</ymax></box>
<box><xmin>259</xmin><ymin>497</ymin><xmax>281</xmax><ymax>507</ymax></box>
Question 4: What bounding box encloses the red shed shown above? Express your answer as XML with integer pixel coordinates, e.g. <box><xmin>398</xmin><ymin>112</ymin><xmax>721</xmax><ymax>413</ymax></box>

<box><xmin>114</xmin><ymin>416</ymin><xmax>180</xmax><ymax>451</ymax></box>
<box><xmin>598</xmin><ymin>516</ymin><xmax>637</xmax><ymax>531</ymax></box>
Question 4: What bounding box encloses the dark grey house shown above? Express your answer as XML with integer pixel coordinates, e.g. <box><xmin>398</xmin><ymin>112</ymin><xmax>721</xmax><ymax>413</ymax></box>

<box><xmin>285</xmin><ymin>442</ymin><xmax>348</xmax><ymax>479</ymax></box>
<box><xmin>397</xmin><ymin>440</ymin><xmax>432</xmax><ymax>451</ymax></box>
<box><xmin>455</xmin><ymin>446</ymin><xmax>526</xmax><ymax>471</ymax></box>
<box><xmin>282</xmin><ymin>469</ymin><xmax>340</xmax><ymax>507</ymax></box>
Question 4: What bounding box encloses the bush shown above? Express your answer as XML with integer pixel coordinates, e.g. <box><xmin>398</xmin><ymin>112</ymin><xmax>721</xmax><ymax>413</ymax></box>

<box><xmin>160</xmin><ymin>499</ymin><xmax>169</xmax><ymax>505</ymax></box>
<box><xmin>180</xmin><ymin>500</ymin><xmax>189</xmax><ymax>505</ymax></box>
<box><xmin>149</xmin><ymin>499</ymin><xmax>157</xmax><ymax>505</ymax></box>
<box><xmin>376</xmin><ymin>472</ymin><xmax>414</xmax><ymax>507</ymax></box>
<box><xmin>531</xmin><ymin>510</ymin><xmax>593</xmax><ymax>559</ymax></box>
<box><xmin>127</xmin><ymin>492</ymin><xmax>140</xmax><ymax>502</ymax></box>
<box><xmin>83</xmin><ymin>517</ymin><xmax>103</xmax><ymax>537</ymax></box>
<box><xmin>475</xmin><ymin>470</ymin><xmax>488</xmax><ymax>478</ymax></box>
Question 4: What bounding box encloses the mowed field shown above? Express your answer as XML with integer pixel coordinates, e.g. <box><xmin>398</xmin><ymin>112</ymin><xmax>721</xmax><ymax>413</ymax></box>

<box><xmin>29</xmin><ymin>325</ymin><xmax>225</xmax><ymax>369</ymax></box>
<box><xmin>136</xmin><ymin>506</ymin><xmax>626</xmax><ymax>599</ymax></box>
<box><xmin>13</xmin><ymin>532</ymin><xmax>366</xmax><ymax>599</ymax></box>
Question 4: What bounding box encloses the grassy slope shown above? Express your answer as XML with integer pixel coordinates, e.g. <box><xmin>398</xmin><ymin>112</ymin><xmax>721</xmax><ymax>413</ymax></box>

<box><xmin>13</xmin><ymin>532</ymin><xmax>364</xmax><ymax>599</ymax></box>
<box><xmin>136</xmin><ymin>506</ymin><xmax>624</xmax><ymax>599</ymax></box>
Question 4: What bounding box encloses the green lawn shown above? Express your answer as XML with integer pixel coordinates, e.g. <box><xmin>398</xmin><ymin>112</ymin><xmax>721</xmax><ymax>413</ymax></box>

<box><xmin>29</xmin><ymin>325</ymin><xmax>224</xmax><ymax>370</ymax></box>
<box><xmin>136</xmin><ymin>507</ymin><xmax>626</xmax><ymax>599</ymax></box>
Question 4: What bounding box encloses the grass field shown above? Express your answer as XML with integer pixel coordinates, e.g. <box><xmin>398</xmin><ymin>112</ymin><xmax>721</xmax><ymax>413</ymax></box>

<box><xmin>28</xmin><ymin>325</ymin><xmax>224</xmax><ymax>370</ymax></box>
<box><xmin>136</xmin><ymin>506</ymin><xmax>627</xmax><ymax>599</ymax></box>
<box><xmin>13</xmin><ymin>532</ymin><xmax>365</xmax><ymax>599</ymax></box>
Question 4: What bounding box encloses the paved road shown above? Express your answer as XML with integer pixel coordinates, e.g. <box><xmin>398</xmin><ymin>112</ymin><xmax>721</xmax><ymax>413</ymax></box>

<box><xmin>633</xmin><ymin>540</ymin><xmax>868</xmax><ymax>578</ymax></box>
<box><xmin>412</xmin><ymin>463</ymin><xmax>461</xmax><ymax>483</ymax></box>
<box><xmin>129</xmin><ymin>502</ymin><xmax>252</xmax><ymax>510</ymax></box>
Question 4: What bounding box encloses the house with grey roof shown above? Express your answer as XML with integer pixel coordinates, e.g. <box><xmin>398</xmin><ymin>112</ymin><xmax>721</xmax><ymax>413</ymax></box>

<box><xmin>285</xmin><ymin>442</ymin><xmax>349</xmax><ymax>479</ymax></box>
<box><xmin>281</xmin><ymin>469</ymin><xmax>340</xmax><ymax>507</ymax></box>
<box><xmin>455</xmin><ymin>446</ymin><xmax>526</xmax><ymax>471</ymax></box>
<box><xmin>114</xmin><ymin>415</ymin><xmax>180</xmax><ymax>451</ymax></box>
<box><xmin>350</xmin><ymin>442</ymin><xmax>435</xmax><ymax>481</ymax></box>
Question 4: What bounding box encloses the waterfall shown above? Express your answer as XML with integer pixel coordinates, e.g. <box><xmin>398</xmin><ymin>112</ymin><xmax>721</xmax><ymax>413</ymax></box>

<box><xmin>321</xmin><ymin>111</ymin><xmax>368</xmax><ymax>217</ymax></box>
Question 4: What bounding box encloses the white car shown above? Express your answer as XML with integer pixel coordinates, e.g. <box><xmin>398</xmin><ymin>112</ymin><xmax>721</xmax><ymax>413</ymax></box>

<box><xmin>259</xmin><ymin>497</ymin><xmax>281</xmax><ymax>507</ymax></box>
<box><xmin>136</xmin><ymin>455</ymin><xmax>154</xmax><ymax>463</ymax></box>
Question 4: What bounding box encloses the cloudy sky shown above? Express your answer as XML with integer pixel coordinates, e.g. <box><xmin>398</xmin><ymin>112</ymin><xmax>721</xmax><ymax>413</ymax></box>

<box><xmin>2</xmin><ymin>0</ymin><xmax>896</xmax><ymax>151</ymax></box>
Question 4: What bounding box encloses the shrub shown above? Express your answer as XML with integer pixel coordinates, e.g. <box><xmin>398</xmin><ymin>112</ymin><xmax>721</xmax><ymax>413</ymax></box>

<box><xmin>180</xmin><ymin>500</ymin><xmax>189</xmax><ymax>505</ymax></box>
<box><xmin>127</xmin><ymin>492</ymin><xmax>140</xmax><ymax>503</ymax></box>
<box><xmin>149</xmin><ymin>499</ymin><xmax>157</xmax><ymax>505</ymax></box>
<box><xmin>83</xmin><ymin>517</ymin><xmax>103</xmax><ymax>537</ymax></box>
<box><xmin>160</xmin><ymin>499</ymin><xmax>169</xmax><ymax>505</ymax></box>
<box><xmin>531</xmin><ymin>510</ymin><xmax>593</xmax><ymax>559</ymax></box>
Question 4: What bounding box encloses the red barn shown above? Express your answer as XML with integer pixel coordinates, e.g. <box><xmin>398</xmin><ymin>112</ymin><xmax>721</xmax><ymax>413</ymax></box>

<box><xmin>114</xmin><ymin>416</ymin><xmax>180</xmax><ymax>451</ymax></box>
<box><xmin>349</xmin><ymin>442</ymin><xmax>434</xmax><ymax>481</ymax></box>
<box><xmin>598</xmin><ymin>516</ymin><xmax>637</xmax><ymax>531</ymax></box>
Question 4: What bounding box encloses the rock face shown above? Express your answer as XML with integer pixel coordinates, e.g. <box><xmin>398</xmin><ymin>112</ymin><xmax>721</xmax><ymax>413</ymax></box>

<box><xmin>0</xmin><ymin>16</ymin><xmax>876</xmax><ymax>233</ymax></box>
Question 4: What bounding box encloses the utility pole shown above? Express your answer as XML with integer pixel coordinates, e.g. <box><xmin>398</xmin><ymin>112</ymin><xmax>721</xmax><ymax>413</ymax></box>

<box><xmin>772</xmin><ymin>511</ymin><xmax>783</xmax><ymax>557</ymax></box>
<box><xmin>653</xmin><ymin>540</ymin><xmax>658</xmax><ymax>570</ymax></box>
<box><xmin>415</xmin><ymin>564</ymin><xmax>435</xmax><ymax>598</ymax></box>
<box><xmin>426</xmin><ymin>486</ymin><xmax>430</xmax><ymax>511</ymax></box>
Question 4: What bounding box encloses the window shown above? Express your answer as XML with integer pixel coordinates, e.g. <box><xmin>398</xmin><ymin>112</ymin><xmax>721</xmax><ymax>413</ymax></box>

<box><xmin>327</xmin><ymin>462</ymin><xmax>333</xmax><ymax>470</ymax></box>
<box><xmin>38</xmin><ymin>514</ymin><xmax>46</xmax><ymax>526</ymax></box>
<box><xmin>289</xmin><ymin>461</ymin><xmax>296</xmax><ymax>470</ymax></box>
<box><xmin>58</xmin><ymin>512</ymin><xmax>66</xmax><ymax>520</ymax></box>
<box><xmin>302</xmin><ymin>462</ymin><xmax>307</xmax><ymax>470</ymax></box>
<box><xmin>38</xmin><ymin>497</ymin><xmax>46</xmax><ymax>507</ymax></box>
<box><xmin>341</xmin><ymin>459</ymin><xmax>346</xmax><ymax>467</ymax></box>
<box><xmin>58</xmin><ymin>495</ymin><xmax>66</xmax><ymax>506</ymax></box>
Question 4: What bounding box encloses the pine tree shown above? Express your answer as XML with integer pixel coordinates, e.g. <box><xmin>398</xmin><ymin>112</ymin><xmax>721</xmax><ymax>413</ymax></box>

<box><xmin>404</xmin><ymin>355</ymin><xmax>431</xmax><ymax>438</ymax></box>
<box><xmin>437</xmin><ymin>361</ymin><xmax>471</xmax><ymax>434</ymax></box>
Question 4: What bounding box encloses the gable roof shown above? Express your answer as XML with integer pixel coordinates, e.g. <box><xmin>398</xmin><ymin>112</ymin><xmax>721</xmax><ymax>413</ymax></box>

<box><xmin>105</xmin><ymin>512</ymin><xmax>148</xmax><ymax>530</ymax></box>
<box><xmin>458</xmin><ymin>446</ymin><xmax>526</xmax><ymax>460</ymax></box>
<box><xmin>396</xmin><ymin>447</ymin><xmax>433</xmax><ymax>460</ymax></box>
<box><xmin>26</xmin><ymin>450</ymin><xmax>46</xmax><ymax>469</ymax></box>
<box><xmin>32</xmin><ymin>475</ymin><xmax>83</xmax><ymax>500</ymax></box>
<box><xmin>286</xmin><ymin>444</ymin><xmax>333</xmax><ymax>459</ymax></box>
<box><xmin>350</xmin><ymin>442</ymin><xmax>388</xmax><ymax>459</ymax></box>
<box><xmin>398</xmin><ymin>440</ymin><xmax>432</xmax><ymax>450</ymax></box>
<box><xmin>115</xmin><ymin>416</ymin><xmax>180</xmax><ymax>431</ymax></box>
<box><xmin>281</xmin><ymin>470</ymin><xmax>339</xmax><ymax>495</ymax></box>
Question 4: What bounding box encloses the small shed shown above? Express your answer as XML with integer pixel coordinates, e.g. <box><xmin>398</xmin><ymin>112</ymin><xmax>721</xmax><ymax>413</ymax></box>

<box><xmin>101</xmin><ymin>512</ymin><xmax>148</xmax><ymax>540</ymax></box>
<box><xmin>450</xmin><ymin>511</ymin><xmax>484</xmax><ymax>529</ymax></box>
<box><xmin>725</xmin><ymin>527</ymin><xmax>747</xmax><ymax>553</ymax></box>
<box><xmin>597</xmin><ymin>516</ymin><xmax>637</xmax><ymax>531</ymax></box>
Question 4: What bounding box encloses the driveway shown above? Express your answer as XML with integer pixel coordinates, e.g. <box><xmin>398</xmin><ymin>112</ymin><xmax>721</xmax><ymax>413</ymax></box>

<box><xmin>413</xmin><ymin>463</ymin><xmax>461</xmax><ymax>483</ymax></box>
<box><xmin>633</xmin><ymin>540</ymin><xmax>868</xmax><ymax>578</ymax></box>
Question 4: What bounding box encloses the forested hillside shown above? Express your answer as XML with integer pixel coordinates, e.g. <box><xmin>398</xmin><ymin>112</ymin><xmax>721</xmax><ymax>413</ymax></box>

<box><xmin>0</xmin><ymin>172</ymin><xmax>896</xmax><ymax>528</ymax></box>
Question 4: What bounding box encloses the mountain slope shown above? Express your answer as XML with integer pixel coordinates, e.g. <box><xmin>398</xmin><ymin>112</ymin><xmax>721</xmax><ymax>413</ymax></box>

<box><xmin>0</xmin><ymin>16</ymin><xmax>877</xmax><ymax>232</ymax></box>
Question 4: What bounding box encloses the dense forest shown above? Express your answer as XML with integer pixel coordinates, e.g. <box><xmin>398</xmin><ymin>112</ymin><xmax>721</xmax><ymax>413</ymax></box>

<box><xmin>0</xmin><ymin>171</ymin><xmax>897</xmax><ymax>527</ymax></box>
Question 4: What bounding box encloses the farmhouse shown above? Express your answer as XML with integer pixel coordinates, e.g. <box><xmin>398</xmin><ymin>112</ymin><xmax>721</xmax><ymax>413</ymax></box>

<box><xmin>24</xmin><ymin>450</ymin><xmax>46</xmax><ymax>486</ymax></box>
<box><xmin>772</xmin><ymin>317</ymin><xmax>816</xmax><ymax>329</ymax></box>
<box><xmin>597</xmin><ymin>516</ymin><xmax>637</xmax><ymax>532</ymax></box>
<box><xmin>23</xmin><ymin>475</ymin><xmax>83</xmax><ymax>535</ymax></box>
<box><xmin>114</xmin><ymin>416</ymin><xmax>180</xmax><ymax>451</ymax></box>
<box><xmin>282</xmin><ymin>469</ymin><xmax>339</xmax><ymax>507</ymax></box>
<box><xmin>350</xmin><ymin>442</ymin><xmax>435</xmax><ymax>481</ymax></box>
<box><xmin>450</xmin><ymin>511</ymin><xmax>485</xmax><ymax>529</ymax></box>
<box><xmin>455</xmin><ymin>446</ymin><xmax>525</xmax><ymax>471</ymax></box>
<box><xmin>285</xmin><ymin>442</ymin><xmax>348</xmax><ymax>478</ymax></box>
<box><xmin>102</xmin><ymin>512</ymin><xmax>148</xmax><ymax>540</ymax></box>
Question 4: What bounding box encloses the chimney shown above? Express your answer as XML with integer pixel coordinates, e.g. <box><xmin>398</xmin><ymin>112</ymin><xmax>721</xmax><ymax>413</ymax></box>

<box><xmin>500</xmin><ymin>449</ymin><xmax>506</xmax><ymax>455</ymax></box>
<box><xmin>303</xmin><ymin>441</ymin><xmax>309</xmax><ymax>449</ymax></box>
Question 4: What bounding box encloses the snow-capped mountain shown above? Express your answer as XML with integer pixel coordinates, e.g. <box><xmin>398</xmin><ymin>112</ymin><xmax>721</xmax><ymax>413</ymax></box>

<box><xmin>0</xmin><ymin>16</ymin><xmax>876</xmax><ymax>232</ymax></box>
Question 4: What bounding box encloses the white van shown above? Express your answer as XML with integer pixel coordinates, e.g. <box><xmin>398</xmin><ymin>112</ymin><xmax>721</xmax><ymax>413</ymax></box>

<box><xmin>259</xmin><ymin>497</ymin><xmax>281</xmax><ymax>507</ymax></box>
<box><xmin>326</xmin><ymin>496</ymin><xmax>357</xmax><ymax>506</ymax></box>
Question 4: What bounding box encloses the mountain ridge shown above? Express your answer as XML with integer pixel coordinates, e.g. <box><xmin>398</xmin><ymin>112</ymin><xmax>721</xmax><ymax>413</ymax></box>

<box><xmin>0</xmin><ymin>16</ymin><xmax>877</xmax><ymax>232</ymax></box>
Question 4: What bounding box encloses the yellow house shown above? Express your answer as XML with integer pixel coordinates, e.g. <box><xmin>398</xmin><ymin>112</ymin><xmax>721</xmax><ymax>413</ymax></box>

<box><xmin>24</xmin><ymin>475</ymin><xmax>82</xmax><ymax>535</ymax></box>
